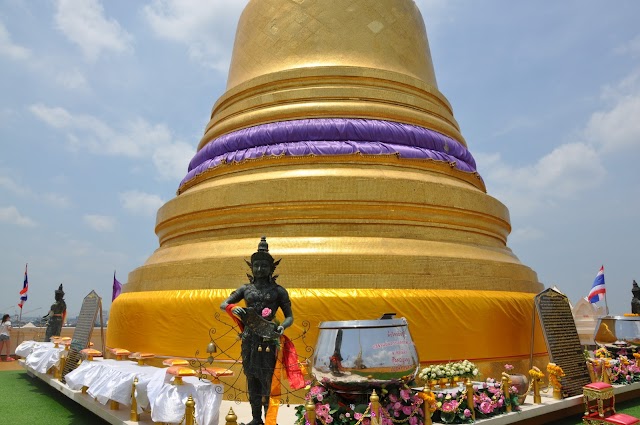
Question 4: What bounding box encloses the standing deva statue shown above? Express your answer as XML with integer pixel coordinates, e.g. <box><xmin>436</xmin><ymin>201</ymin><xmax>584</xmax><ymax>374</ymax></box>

<box><xmin>43</xmin><ymin>284</ymin><xmax>67</xmax><ymax>342</ymax></box>
<box><xmin>632</xmin><ymin>280</ymin><xmax>640</xmax><ymax>315</ymax></box>
<box><xmin>220</xmin><ymin>237</ymin><xmax>294</xmax><ymax>425</ymax></box>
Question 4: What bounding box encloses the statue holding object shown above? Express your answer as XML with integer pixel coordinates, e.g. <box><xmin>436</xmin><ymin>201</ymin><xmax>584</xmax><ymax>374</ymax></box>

<box><xmin>220</xmin><ymin>237</ymin><xmax>294</xmax><ymax>425</ymax></box>
<box><xmin>43</xmin><ymin>284</ymin><xmax>67</xmax><ymax>342</ymax></box>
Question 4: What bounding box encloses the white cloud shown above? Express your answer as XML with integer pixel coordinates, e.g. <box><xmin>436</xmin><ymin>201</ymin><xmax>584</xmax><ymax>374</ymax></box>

<box><xmin>614</xmin><ymin>35</ymin><xmax>640</xmax><ymax>57</ymax></box>
<box><xmin>83</xmin><ymin>214</ymin><xmax>116</xmax><ymax>232</ymax></box>
<box><xmin>55</xmin><ymin>69</ymin><xmax>89</xmax><ymax>91</ymax></box>
<box><xmin>585</xmin><ymin>70</ymin><xmax>640</xmax><ymax>153</ymax></box>
<box><xmin>43</xmin><ymin>193</ymin><xmax>71</xmax><ymax>209</ymax></box>
<box><xmin>477</xmin><ymin>142</ymin><xmax>605</xmax><ymax>217</ymax></box>
<box><xmin>29</xmin><ymin>104</ymin><xmax>73</xmax><ymax>128</ymax></box>
<box><xmin>0</xmin><ymin>175</ymin><xmax>31</xmax><ymax>196</ymax></box>
<box><xmin>143</xmin><ymin>0</ymin><xmax>246</xmax><ymax>71</ymax></box>
<box><xmin>119</xmin><ymin>191</ymin><xmax>164</xmax><ymax>218</ymax></box>
<box><xmin>0</xmin><ymin>172</ymin><xmax>70</xmax><ymax>209</ymax></box>
<box><xmin>0</xmin><ymin>206</ymin><xmax>37</xmax><ymax>227</ymax></box>
<box><xmin>0</xmin><ymin>21</ymin><xmax>31</xmax><ymax>60</ymax></box>
<box><xmin>54</xmin><ymin>0</ymin><xmax>133</xmax><ymax>62</ymax></box>
<box><xmin>477</xmin><ymin>69</ymin><xmax>640</xmax><ymax>218</ymax></box>
<box><xmin>152</xmin><ymin>141</ymin><xmax>194</xmax><ymax>181</ymax></box>
<box><xmin>29</xmin><ymin>104</ymin><xmax>195</xmax><ymax>181</ymax></box>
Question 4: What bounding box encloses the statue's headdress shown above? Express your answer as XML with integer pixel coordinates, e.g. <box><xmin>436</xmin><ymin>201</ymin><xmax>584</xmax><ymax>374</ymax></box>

<box><xmin>250</xmin><ymin>236</ymin><xmax>275</xmax><ymax>265</ymax></box>
<box><xmin>55</xmin><ymin>284</ymin><xmax>65</xmax><ymax>297</ymax></box>
<box><xmin>246</xmin><ymin>236</ymin><xmax>281</xmax><ymax>281</ymax></box>
<box><xmin>633</xmin><ymin>280</ymin><xmax>640</xmax><ymax>296</ymax></box>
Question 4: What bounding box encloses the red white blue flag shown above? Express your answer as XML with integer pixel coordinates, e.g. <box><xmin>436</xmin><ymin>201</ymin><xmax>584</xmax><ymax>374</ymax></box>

<box><xmin>588</xmin><ymin>265</ymin><xmax>606</xmax><ymax>303</ymax></box>
<box><xmin>18</xmin><ymin>263</ymin><xmax>28</xmax><ymax>308</ymax></box>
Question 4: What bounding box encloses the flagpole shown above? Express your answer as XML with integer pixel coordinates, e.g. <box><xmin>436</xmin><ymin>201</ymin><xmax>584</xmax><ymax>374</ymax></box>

<box><xmin>604</xmin><ymin>292</ymin><xmax>610</xmax><ymax>316</ymax></box>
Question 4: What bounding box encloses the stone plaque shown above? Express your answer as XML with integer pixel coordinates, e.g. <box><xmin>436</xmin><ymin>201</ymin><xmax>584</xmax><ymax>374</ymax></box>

<box><xmin>62</xmin><ymin>290</ymin><xmax>102</xmax><ymax>380</ymax></box>
<box><xmin>534</xmin><ymin>288</ymin><xmax>591</xmax><ymax>397</ymax></box>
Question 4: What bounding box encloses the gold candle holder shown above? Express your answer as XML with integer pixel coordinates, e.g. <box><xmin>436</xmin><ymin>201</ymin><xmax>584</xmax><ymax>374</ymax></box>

<box><xmin>501</xmin><ymin>372</ymin><xmax>512</xmax><ymax>413</ymax></box>
<box><xmin>225</xmin><ymin>407</ymin><xmax>238</xmax><ymax>425</ymax></box>
<box><xmin>185</xmin><ymin>395</ymin><xmax>196</xmax><ymax>425</ymax></box>
<box><xmin>465</xmin><ymin>379</ymin><xmax>476</xmax><ymax>421</ymax></box>
<box><xmin>130</xmin><ymin>377</ymin><xmax>139</xmax><ymax>422</ymax></box>
<box><xmin>305</xmin><ymin>394</ymin><xmax>316</xmax><ymax>425</ymax></box>
<box><xmin>370</xmin><ymin>389</ymin><xmax>380</xmax><ymax>425</ymax></box>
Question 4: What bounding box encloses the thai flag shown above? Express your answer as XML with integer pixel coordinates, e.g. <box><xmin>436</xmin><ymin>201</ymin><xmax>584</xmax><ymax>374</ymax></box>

<box><xmin>18</xmin><ymin>264</ymin><xmax>28</xmax><ymax>309</ymax></box>
<box><xmin>588</xmin><ymin>265</ymin><xmax>606</xmax><ymax>303</ymax></box>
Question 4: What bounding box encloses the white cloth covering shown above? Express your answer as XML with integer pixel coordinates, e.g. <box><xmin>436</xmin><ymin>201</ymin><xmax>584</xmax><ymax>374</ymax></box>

<box><xmin>15</xmin><ymin>340</ymin><xmax>41</xmax><ymax>358</ymax></box>
<box><xmin>149</xmin><ymin>373</ymin><xmax>224</xmax><ymax>425</ymax></box>
<box><xmin>22</xmin><ymin>341</ymin><xmax>64</xmax><ymax>373</ymax></box>
<box><xmin>64</xmin><ymin>358</ymin><xmax>223</xmax><ymax>424</ymax></box>
<box><xmin>65</xmin><ymin>359</ymin><xmax>164</xmax><ymax>412</ymax></box>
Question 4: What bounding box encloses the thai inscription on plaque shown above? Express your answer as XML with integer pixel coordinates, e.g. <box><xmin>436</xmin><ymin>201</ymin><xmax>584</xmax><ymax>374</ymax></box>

<box><xmin>62</xmin><ymin>290</ymin><xmax>102</xmax><ymax>381</ymax></box>
<box><xmin>534</xmin><ymin>288</ymin><xmax>591</xmax><ymax>397</ymax></box>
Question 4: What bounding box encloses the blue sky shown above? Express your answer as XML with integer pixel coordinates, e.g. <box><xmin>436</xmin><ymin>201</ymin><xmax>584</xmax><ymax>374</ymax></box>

<box><xmin>1</xmin><ymin>0</ymin><xmax>639</xmax><ymax>319</ymax></box>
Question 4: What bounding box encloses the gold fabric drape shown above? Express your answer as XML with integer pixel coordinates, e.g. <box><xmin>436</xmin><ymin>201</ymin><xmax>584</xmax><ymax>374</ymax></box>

<box><xmin>107</xmin><ymin>288</ymin><xmax>546</xmax><ymax>364</ymax></box>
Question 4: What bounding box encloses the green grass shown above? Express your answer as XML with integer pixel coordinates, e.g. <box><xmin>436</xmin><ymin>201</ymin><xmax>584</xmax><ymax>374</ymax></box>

<box><xmin>0</xmin><ymin>370</ymin><xmax>109</xmax><ymax>425</ymax></box>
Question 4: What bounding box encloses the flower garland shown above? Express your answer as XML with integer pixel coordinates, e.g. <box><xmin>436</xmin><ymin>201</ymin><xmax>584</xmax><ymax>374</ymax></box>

<box><xmin>529</xmin><ymin>367</ymin><xmax>545</xmax><ymax>381</ymax></box>
<box><xmin>547</xmin><ymin>363</ymin><xmax>565</xmax><ymax>390</ymax></box>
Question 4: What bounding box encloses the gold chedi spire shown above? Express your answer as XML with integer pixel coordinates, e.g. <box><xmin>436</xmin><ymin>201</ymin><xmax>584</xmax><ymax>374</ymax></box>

<box><xmin>108</xmin><ymin>0</ymin><xmax>546</xmax><ymax>371</ymax></box>
<box><xmin>199</xmin><ymin>0</ymin><xmax>465</xmax><ymax>151</ymax></box>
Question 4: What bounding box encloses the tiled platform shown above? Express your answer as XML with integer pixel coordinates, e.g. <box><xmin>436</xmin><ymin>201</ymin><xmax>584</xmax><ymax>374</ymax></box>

<box><xmin>19</xmin><ymin>360</ymin><xmax>640</xmax><ymax>425</ymax></box>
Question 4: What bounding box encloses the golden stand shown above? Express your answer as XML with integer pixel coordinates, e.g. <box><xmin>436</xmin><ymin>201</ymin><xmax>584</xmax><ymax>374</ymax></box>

<box><xmin>185</xmin><ymin>395</ymin><xmax>195</xmax><ymax>425</ymax></box>
<box><xmin>225</xmin><ymin>407</ymin><xmax>238</xmax><ymax>425</ymax></box>
<box><xmin>130</xmin><ymin>377</ymin><xmax>139</xmax><ymax>422</ymax></box>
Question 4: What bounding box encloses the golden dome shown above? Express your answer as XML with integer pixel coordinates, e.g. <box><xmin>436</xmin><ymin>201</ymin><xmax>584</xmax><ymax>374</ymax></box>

<box><xmin>199</xmin><ymin>0</ymin><xmax>464</xmax><ymax>151</ymax></box>
<box><xmin>226</xmin><ymin>0</ymin><xmax>438</xmax><ymax>90</ymax></box>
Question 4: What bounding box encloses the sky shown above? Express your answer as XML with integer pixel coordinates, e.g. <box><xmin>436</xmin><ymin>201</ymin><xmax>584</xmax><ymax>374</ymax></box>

<box><xmin>1</xmin><ymin>0</ymin><xmax>639</xmax><ymax>319</ymax></box>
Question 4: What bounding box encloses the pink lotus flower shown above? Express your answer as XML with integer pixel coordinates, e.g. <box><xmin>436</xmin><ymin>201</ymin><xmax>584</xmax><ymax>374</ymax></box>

<box><xmin>464</xmin><ymin>408</ymin><xmax>472</xmax><ymax>418</ymax></box>
<box><xmin>479</xmin><ymin>401</ymin><xmax>493</xmax><ymax>414</ymax></box>
<box><xmin>310</xmin><ymin>386</ymin><xmax>324</xmax><ymax>396</ymax></box>
<box><xmin>261</xmin><ymin>308</ymin><xmax>272</xmax><ymax>318</ymax></box>
<box><xmin>441</xmin><ymin>400</ymin><xmax>459</xmax><ymax>413</ymax></box>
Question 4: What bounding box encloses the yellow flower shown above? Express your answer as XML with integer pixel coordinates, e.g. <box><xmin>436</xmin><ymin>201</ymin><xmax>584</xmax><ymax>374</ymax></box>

<box><xmin>529</xmin><ymin>367</ymin><xmax>545</xmax><ymax>380</ymax></box>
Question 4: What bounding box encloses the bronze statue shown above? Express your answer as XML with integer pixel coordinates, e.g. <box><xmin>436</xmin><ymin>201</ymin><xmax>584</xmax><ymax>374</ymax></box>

<box><xmin>220</xmin><ymin>237</ymin><xmax>293</xmax><ymax>425</ymax></box>
<box><xmin>632</xmin><ymin>280</ymin><xmax>640</xmax><ymax>314</ymax></box>
<box><xmin>43</xmin><ymin>284</ymin><xmax>66</xmax><ymax>342</ymax></box>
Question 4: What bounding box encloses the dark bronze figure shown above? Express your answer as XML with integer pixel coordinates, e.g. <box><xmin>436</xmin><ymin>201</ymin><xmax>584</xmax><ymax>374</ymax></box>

<box><xmin>43</xmin><ymin>284</ymin><xmax>66</xmax><ymax>342</ymax></box>
<box><xmin>220</xmin><ymin>237</ymin><xmax>293</xmax><ymax>425</ymax></box>
<box><xmin>632</xmin><ymin>280</ymin><xmax>640</xmax><ymax>315</ymax></box>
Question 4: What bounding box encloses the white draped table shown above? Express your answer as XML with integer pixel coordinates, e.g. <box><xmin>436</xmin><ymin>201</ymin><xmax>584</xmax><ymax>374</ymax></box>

<box><xmin>19</xmin><ymin>341</ymin><xmax>224</xmax><ymax>425</ymax></box>
<box><xmin>16</xmin><ymin>340</ymin><xmax>65</xmax><ymax>374</ymax></box>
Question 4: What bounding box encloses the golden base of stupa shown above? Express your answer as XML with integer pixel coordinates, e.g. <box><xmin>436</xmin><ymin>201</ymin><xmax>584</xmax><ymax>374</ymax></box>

<box><xmin>108</xmin><ymin>0</ymin><xmax>548</xmax><ymax>370</ymax></box>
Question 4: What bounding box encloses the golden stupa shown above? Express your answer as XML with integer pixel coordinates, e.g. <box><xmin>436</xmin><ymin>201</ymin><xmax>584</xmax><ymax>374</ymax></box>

<box><xmin>108</xmin><ymin>0</ymin><xmax>547</xmax><ymax>368</ymax></box>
